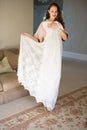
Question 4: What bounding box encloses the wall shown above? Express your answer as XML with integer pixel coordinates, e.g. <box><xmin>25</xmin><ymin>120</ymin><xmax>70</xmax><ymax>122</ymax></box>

<box><xmin>0</xmin><ymin>0</ymin><xmax>33</xmax><ymax>49</ymax></box>
<box><xmin>63</xmin><ymin>0</ymin><xmax>87</xmax><ymax>60</ymax></box>
<box><xmin>0</xmin><ymin>0</ymin><xmax>87</xmax><ymax>60</ymax></box>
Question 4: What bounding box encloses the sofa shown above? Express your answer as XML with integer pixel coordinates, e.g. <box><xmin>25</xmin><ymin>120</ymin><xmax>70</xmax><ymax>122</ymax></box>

<box><xmin>0</xmin><ymin>48</ymin><xmax>29</xmax><ymax>104</ymax></box>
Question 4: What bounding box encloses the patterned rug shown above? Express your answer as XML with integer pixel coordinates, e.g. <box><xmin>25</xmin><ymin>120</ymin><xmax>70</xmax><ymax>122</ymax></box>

<box><xmin>0</xmin><ymin>86</ymin><xmax>87</xmax><ymax>130</ymax></box>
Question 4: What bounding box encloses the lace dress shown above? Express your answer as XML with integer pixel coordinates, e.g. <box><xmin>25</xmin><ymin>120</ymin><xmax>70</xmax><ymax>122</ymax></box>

<box><xmin>17</xmin><ymin>21</ymin><xmax>63</xmax><ymax>110</ymax></box>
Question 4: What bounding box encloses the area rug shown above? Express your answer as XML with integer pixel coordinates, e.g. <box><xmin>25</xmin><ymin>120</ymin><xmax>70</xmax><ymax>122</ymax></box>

<box><xmin>0</xmin><ymin>86</ymin><xmax>87</xmax><ymax>130</ymax></box>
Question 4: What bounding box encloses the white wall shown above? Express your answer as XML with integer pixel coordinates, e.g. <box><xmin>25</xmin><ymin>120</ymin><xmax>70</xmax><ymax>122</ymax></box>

<box><xmin>0</xmin><ymin>0</ymin><xmax>33</xmax><ymax>49</ymax></box>
<box><xmin>63</xmin><ymin>0</ymin><xmax>87</xmax><ymax>60</ymax></box>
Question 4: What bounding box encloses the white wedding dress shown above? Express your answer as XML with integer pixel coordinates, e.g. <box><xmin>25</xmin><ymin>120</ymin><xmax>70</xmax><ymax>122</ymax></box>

<box><xmin>17</xmin><ymin>21</ymin><xmax>63</xmax><ymax>110</ymax></box>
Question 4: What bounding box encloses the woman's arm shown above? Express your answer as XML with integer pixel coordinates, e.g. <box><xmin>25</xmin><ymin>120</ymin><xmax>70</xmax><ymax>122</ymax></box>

<box><xmin>56</xmin><ymin>26</ymin><xmax>68</xmax><ymax>41</ymax></box>
<box><xmin>21</xmin><ymin>22</ymin><xmax>46</xmax><ymax>43</ymax></box>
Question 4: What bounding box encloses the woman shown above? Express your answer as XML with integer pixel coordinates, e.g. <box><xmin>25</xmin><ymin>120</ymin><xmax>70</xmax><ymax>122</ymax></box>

<box><xmin>17</xmin><ymin>3</ymin><xmax>68</xmax><ymax>111</ymax></box>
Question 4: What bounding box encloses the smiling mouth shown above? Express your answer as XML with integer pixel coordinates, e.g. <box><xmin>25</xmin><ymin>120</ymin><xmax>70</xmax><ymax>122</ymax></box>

<box><xmin>52</xmin><ymin>15</ymin><xmax>56</xmax><ymax>17</ymax></box>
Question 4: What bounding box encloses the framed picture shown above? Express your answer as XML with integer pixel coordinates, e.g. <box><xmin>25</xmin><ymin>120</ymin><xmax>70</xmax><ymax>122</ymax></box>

<box><xmin>34</xmin><ymin>0</ymin><xmax>63</xmax><ymax>9</ymax></box>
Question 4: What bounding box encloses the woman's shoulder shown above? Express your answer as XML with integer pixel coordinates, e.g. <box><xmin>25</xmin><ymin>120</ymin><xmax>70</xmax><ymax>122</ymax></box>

<box><xmin>41</xmin><ymin>20</ymin><xmax>47</xmax><ymax>24</ymax></box>
<box><xmin>55</xmin><ymin>21</ymin><xmax>61</xmax><ymax>25</ymax></box>
<box><xmin>55</xmin><ymin>21</ymin><xmax>64</xmax><ymax>29</ymax></box>
<box><xmin>39</xmin><ymin>21</ymin><xmax>47</xmax><ymax>27</ymax></box>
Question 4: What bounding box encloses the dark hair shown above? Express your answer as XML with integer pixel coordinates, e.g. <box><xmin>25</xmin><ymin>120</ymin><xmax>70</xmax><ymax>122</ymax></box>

<box><xmin>45</xmin><ymin>3</ymin><xmax>65</xmax><ymax>28</ymax></box>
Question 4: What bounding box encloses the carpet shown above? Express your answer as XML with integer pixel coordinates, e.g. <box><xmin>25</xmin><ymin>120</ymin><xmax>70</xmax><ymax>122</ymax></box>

<box><xmin>0</xmin><ymin>86</ymin><xmax>87</xmax><ymax>130</ymax></box>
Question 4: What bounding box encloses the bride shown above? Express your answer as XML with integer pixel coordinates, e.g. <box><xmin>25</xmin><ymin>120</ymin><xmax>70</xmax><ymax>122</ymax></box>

<box><xmin>17</xmin><ymin>3</ymin><xmax>68</xmax><ymax>111</ymax></box>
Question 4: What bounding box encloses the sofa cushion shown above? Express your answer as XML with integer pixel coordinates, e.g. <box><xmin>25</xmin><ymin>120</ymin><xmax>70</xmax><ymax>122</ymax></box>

<box><xmin>0</xmin><ymin>87</ymin><xmax>29</xmax><ymax>104</ymax></box>
<box><xmin>0</xmin><ymin>56</ymin><xmax>15</xmax><ymax>74</ymax></box>
<box><xmin>0</xmin><ymin>72</ymin><xmax>21</xmax><ymax>91</ymax></box>
<box><xmin>4</xmin><ymin>50</ymin><xmax>18</xmax><ymax>70</ymax></box>
<box><xmin>0</xmin><ymin>81</ymin><xmax>3</xmax><ymax>92</ymax></box>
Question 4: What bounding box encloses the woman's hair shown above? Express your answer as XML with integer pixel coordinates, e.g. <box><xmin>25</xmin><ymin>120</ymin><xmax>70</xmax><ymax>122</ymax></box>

<box><xmin>45</xmin><ymin>3</ymin><xmax>65</xmax><ymax>28</ymax></box>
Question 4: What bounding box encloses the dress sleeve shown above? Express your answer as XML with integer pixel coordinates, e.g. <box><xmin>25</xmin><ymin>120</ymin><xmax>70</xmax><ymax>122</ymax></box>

<box><xmin>34</xmin><ymin>22</ymin><xmax>46</xmax><ymax>42</ymax></box>
<box><xmin>57</xmin><ymin>22</ymin><xmax>64</xmax><ymax>30</ymax></box>
<box><xmin>57</xmin><ymin>21</ymin><xmax>68</xmax><ymax>36</ymax></box>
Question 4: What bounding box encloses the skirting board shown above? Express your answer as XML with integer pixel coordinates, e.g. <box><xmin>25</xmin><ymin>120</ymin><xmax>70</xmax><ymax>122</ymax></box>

<box><xmin>62</xmin><ymin>51</ymin><xmax>87</xmax><ymax>61</ymax></box>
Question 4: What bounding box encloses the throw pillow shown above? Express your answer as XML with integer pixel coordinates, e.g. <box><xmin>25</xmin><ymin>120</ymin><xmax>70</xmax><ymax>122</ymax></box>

<box><xmin>0</xmin><ymin>56</ymin><xmax>15</xmax><ymax>73</ymax></box>
<box><xmin>4</xmin><ymin>50</ymin><xmax>18</xmax><ymax>70</ymax></box>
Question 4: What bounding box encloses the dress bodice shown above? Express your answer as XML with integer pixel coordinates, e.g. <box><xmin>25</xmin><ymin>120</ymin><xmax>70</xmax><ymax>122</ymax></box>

<box><xmin>42</xmin><ymin>21</ymin><xmax>62</xmax><ymax>41</ymax></box>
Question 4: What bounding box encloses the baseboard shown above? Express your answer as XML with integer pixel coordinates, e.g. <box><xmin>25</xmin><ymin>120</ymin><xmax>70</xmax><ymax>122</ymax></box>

<box><xmin>62</xmin><ymin>51</ymin><xmax>87</xmax><ymax>61</ymax></box>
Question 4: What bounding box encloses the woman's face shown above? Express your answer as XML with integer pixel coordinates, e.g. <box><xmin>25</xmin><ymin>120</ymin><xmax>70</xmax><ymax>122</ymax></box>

<box><xmin>48</xmin><ymin>6</ymin><xmax>58</xmax><ymax>20</ymax></box>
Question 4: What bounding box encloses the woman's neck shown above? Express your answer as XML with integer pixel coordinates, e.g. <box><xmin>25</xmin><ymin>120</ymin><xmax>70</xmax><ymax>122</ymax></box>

<box><xmin>47</xmin><ymin>18</ymin><xmax>55</xmax><ymax>22</ymax></box>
